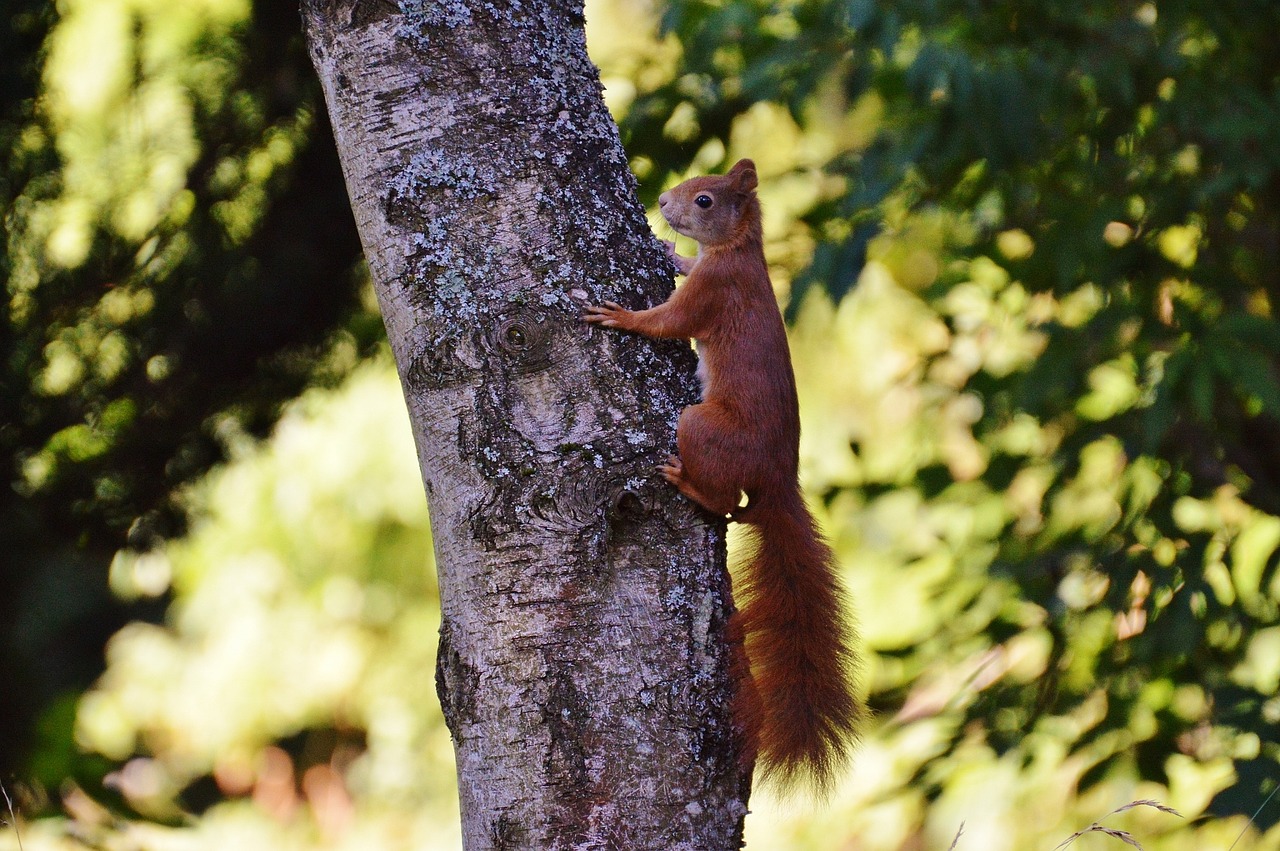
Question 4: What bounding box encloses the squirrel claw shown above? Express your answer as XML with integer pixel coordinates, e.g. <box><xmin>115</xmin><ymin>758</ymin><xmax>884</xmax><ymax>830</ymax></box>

<box><xmin>658</xmin><ymin>455</ymin><xmax>684</xmax><ymax>484</ymax></box>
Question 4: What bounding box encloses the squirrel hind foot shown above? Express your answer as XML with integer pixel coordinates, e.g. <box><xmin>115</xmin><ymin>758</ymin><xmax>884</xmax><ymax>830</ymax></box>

<box><xmin>659</xmin><ymin>456</ymin><xmax>740</xmax><ymax>517</ymax></box>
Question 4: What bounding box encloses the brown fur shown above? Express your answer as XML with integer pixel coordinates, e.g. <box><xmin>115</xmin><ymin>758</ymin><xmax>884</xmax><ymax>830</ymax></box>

<box><xmin>585</xmin><ymin>159</ymin><xmax>863</xmax><ymax>795</ymax></box>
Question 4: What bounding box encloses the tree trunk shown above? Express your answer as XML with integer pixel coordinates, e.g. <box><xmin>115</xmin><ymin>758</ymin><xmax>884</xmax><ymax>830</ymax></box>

<box><xmin>300</xmin><ymin>2</ymin><xmax>750</xmax><ymax>848</ymax></box>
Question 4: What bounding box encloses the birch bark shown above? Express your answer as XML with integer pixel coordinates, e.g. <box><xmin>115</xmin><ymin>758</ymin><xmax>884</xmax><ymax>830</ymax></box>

<box><xmin>300</xmin><ymin>2</ymin><xmax>750</xmax><ymax>848</ymax></box>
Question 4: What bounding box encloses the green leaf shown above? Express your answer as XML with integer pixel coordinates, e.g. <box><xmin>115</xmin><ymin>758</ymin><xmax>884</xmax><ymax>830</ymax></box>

<box><xmin>1143</xmin><ymin>347</ymin><xmax>1191</xmax><ymax>448</ymax></box>
<box><xmin>1230</xmin><ymin>348</ymin><xmax>1280</xmax><ymax>417</ymax></box>
<box><xmin>1188</xmin><ymin>358</ymin><xmax>1216</xmax><ymax>422</ymax></box>
<box><xmin>1219</xmin><ymin>313</ymin><xmax>1280</xmax><ymax>352</ymax></box>
<box><xmin>1231</xmin><ymin>514</ymin><xmax>1280</xmax><ymax>608</ymax></box>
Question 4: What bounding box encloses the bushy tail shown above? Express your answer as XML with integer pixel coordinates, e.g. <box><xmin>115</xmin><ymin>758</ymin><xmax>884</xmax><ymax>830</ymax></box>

<box><xmin>732</xmin><ymin>488</ymin><xmax>863</xmax><ymax>796</ymax></box>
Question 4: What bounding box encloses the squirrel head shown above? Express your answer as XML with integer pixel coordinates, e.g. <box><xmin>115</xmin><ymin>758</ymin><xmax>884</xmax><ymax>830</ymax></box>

<box><xmin>658</xmin><ymin>159</ymin><xmax>760</xmax><ymax>248</ymax></box>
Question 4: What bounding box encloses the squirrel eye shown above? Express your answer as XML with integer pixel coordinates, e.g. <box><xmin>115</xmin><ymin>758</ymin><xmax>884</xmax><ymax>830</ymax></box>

<box><xmin>695</xmin><ymin>194</ymin><xmax>713</xmax><ymax>209</ymax></box>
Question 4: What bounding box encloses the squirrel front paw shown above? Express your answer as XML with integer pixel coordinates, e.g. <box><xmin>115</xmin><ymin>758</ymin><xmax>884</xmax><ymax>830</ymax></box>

<box><xmin>583</xmin><ymin>301</ymin><xmax>633</xmax><ymax>329</ymax></box>
<box><xmin>661</xmin><ymin>240</ymin><xmax>694</xmax><ymax>276</ymax></box>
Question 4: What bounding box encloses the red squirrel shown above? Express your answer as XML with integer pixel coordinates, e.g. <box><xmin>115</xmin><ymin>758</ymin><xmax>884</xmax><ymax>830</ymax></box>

<box><xmin>584</xmin><ymin>159</ymin><xmax>863</xmax><ymax>794</ymax></box>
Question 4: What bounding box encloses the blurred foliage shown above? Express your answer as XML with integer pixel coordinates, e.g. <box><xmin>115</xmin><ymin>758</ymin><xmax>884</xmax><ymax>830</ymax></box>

<box><xmin>5</xmin><ymin>362</ymin><xmax>458</xmax><ymax>848</ymax></box>
<box><xmin>6</xmin><ymin>0</ymin><xmax>1280</xmax><ymax>849</ymax></box>
<box><xmin>0</xmin><ymin>0</ymin><xmax>371</xmax><ymax>776</ymax></box>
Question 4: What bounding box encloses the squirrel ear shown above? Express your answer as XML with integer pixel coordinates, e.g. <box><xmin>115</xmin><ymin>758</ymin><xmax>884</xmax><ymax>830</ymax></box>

<box><xmin>728</xmin><ymin>158</ymin><xmax>758</xmax><ymax>193</ymax></box>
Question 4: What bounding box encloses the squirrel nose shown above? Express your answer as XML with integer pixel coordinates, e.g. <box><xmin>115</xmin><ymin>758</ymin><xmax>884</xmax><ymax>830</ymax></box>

<box><xmin>658</xmin><ymin>192</ymin><xmax>670</xmax><ymax>209</ymax></box>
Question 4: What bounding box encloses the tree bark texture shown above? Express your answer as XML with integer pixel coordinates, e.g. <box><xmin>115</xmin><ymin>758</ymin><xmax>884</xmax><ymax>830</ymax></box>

<box><xmin>301</xmin><ymin>2</ymin><xmax>750</xmax><ymax>848</ymax></box>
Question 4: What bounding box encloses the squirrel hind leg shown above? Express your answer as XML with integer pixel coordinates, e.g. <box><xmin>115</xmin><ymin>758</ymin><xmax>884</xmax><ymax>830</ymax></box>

<box><xmin>667</xmin><ymin>403</ymin><xmax>750</xmax><ymax>516</ymax></box>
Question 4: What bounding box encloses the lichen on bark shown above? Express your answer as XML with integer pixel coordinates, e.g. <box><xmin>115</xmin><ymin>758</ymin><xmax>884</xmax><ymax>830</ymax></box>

<box><xmin>302</xmin><ymin>0</ymin><xmax>750</xmax><ymax>848</ymax></box>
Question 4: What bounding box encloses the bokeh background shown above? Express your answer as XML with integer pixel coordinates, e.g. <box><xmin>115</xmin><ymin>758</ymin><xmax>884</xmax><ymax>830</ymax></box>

<box><xmin>4</xmin><ymin>0</ymin><xmax>1280</xmax><ymax>848</ymax></box>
